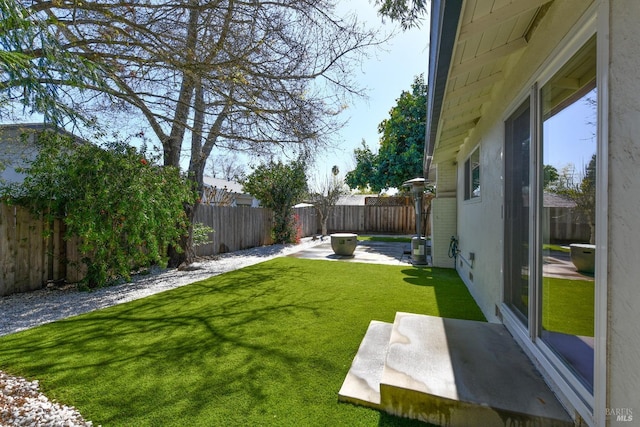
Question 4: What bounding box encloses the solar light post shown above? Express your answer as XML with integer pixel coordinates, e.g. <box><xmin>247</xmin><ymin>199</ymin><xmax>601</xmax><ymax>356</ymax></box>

<box><xmin>403</xmin><ymin>177</ymin><xmax>428</xmax><ymax>266</ymax></box>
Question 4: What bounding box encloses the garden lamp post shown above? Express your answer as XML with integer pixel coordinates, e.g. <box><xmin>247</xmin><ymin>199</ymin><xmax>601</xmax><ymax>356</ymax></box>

<box><xmin>403</xmin><ymin>177</ymin><xmax>428</xmax><ymax>266</ymax></box>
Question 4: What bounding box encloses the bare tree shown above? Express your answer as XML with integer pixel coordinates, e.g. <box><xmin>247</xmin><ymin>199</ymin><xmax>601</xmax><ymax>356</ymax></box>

<box><xmin>23</xmin><ymin>0</ymin><xmax>385</xmax><ymax>264</ymax></box>
<box><xmin>207</xmin><ymin>152</ymin><xmax>246</xmax><ymax>181</ymax></box>
<box><xmin>307</xmin><ymin>166</ymin><xmax>348</xmax><ymax>237</ymax></box>
<box><xmin>201</xmin><ymin>185</ymin><xmax>235</xmax><ymax>206</ymax></box>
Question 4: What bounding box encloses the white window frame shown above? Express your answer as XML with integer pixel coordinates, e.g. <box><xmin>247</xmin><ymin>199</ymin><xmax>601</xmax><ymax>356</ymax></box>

<box><xmin>463</xmin><ymin>146</ymin><xmax>480</xmax><ymax>201</ymax></box>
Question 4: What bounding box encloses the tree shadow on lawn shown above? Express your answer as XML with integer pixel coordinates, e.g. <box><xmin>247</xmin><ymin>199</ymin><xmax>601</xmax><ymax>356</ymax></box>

<box><xmin>0</xmin><ymin>264</ymin><xmax>347</xmax><ymax>425</ymax></box>
<box><xmin>0</xmin><ymin>260</ymin><xmax>442</xmax><ymax>425</ymax></box>
<box><xmin>0</xmin><ymin>260</ymin><xmax>481</xmax><ymax>425</ymax></box>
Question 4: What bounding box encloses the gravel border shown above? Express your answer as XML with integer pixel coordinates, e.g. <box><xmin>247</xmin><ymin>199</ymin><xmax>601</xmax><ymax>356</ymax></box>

<box><xmin>0</xmin><ymin>371</ymin><xmax>96</xmax><ymax>427</ymax></box>
<box><xmin>0</xmin><ymin>237</ymin><xmax>323</xmax><ymax>337</ymax></box>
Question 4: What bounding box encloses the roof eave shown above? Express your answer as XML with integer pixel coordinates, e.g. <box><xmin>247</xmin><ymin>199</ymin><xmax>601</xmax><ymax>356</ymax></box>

<box><xmin>424</xmin><ymin>0</ymin><xmax>463</xmax><ymax>179</ymax></box>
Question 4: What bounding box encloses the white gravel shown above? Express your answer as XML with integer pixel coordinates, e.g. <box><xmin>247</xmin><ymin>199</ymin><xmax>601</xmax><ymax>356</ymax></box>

<box><xmin>0</xmin><ymin>237</ymin><xmax>323</xmax><ymax>426</ymax></box>
<box><xmin>0</xmin><ymin>371</ymin><xmax>95</xmax><ymax>427</ymax></box>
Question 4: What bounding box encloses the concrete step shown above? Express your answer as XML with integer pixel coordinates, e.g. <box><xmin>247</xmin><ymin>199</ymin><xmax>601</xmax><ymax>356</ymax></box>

<box><xmin>338</xmin><ymin>320</ymin><xmax>393</xmax><ymax>408</ymax></box>
<box><xmin>339</xmin><ymin>313</ymin><xmax>575</xmax><ymax>427</ymax></box>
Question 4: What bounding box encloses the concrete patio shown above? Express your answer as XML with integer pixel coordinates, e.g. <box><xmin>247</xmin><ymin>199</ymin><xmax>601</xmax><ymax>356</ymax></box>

<box><xmin>287</xmin><ymin>239</ymin><xmax>416</xmax><ymax>266</ymax></box>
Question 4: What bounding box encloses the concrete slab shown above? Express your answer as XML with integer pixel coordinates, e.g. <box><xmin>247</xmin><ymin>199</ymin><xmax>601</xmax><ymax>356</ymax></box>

<box><xmin>380</xmin><ymin>313</ymin><xmax>573</xmax><ymax>426</ymax></box>
<box><xmin>288</xmin><ymin>240</ymin><xmax>413</xmax><ymax>266</ymax></box>
<box><xmin>338</xmin><ymin>321</ymin><xmax>393</xmax><ymax>408</ymax></box>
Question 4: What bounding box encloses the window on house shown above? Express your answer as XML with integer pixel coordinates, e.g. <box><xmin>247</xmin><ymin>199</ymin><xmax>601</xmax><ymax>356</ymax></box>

<box><xmin>464</xmin><ymin>147</ymin><xmax>480</xmax><ymax>200</ymax></box>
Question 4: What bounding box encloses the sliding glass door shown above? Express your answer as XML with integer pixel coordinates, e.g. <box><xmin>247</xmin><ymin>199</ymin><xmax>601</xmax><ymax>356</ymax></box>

<box><xmin>504</xmin><ymin>35</ymin><xmax>597</xmax><ymax>396</ymax></box>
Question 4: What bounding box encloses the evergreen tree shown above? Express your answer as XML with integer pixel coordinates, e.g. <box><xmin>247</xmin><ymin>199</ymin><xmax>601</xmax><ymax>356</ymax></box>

<box><xmin>346</xmin><ymin>74</ymin><xmax>427</xmax><ymax>192</ymax></box>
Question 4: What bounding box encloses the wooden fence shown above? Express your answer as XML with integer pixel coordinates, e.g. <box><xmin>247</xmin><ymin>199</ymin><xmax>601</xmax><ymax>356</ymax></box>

<box><xmin>294</xmin><ymin>206</ymin><xmax>318</xmax><ymax>238</ymax></box>
<box><xmin>1</xmin><ymin>203</ymin><xmax>415</xmax><ymax>296</ymax></box>
<box><xmin>194</xmin><ymin>205</ymin><xmax>274</xmax><ymax>256</ymax></box>
<box><xmin>325</xmin><ymin>205</ymin><xmax>416</xmax><ymax>234</ymax></box>
<box><xmin>0</xmin><ymin>204</ymin><xmax>84</xmax><ymax>297</ymax></box>
<box><xmin>545</xmin><ymin>207</ymin><xmax>591</xmax><ymax>243</ymax></box>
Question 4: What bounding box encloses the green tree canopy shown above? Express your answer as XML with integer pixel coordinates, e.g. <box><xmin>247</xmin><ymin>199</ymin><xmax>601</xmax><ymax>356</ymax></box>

<box><xmin>1</xmin><ymin>0</ymin><xmax>105</xmax><ymax>124</ymax></box>
<box><xmin>375</xmin><ymin>0</ymin><xmax>427</xmax><ymax>30</ymax></box>
<box><xmin>344</xmin><ymin>140</ymin><xmax>377</xmax><ymax>192</ymax></box>
<box><xmin>345</xmin><ymin>74</ymin><xmax>427</xmax><ymax>193</ymax></box>
<box><xmin>242</xmin><ymin>159</ymin><xmax>308</xmax><ymax>244</ymax></box>
<box><xmin>543</xmin><ymin>164</ymin><xmax>560</xmax><ymax>189</ymax></box>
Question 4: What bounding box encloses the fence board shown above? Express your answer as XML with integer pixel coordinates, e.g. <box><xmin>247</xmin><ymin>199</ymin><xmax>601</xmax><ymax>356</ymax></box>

<box><xmin>326</xmin><ymin>206</ymin><xmax>363</xmax><ymax>233</ymax></box>
<box><xmin>65</xmin><ymin>235</ymin><xmax>86</xmax><ymax>284</ymax></box>
<box><xmin>294</xmin><ymin>207</ymin><xmax>319</xmax><ymax>236</ymax></box>
<box><xmin>0</xmin><ymin>205</ymin><xmax>48</xmax><ymax>296</ymax></box>
<box><xmin>52</xmin><ymin>219</ymin><xmax>64</xmax><ymax>281</ymax></box>
<box><xmin>323</xmin><ymin>205</ymin><xmax>414</xmax><ymax>234</ymax></box>
<box><xmin>0</xmin><ymin>204</ymin><xmax>16</xmax><ymax>295</ymax></box>
<box><xmin>194</xmin><ymin>205</ymin><xmax>274</xmax><ymax>257</ymax></box>
<box><xmin>545</xmin><ymin>207</ymin><xmax>590</xmax><ymax>243</ymax></box>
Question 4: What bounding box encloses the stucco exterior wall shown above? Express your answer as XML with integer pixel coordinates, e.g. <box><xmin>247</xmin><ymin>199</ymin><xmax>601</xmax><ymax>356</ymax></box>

<box><xmin>0</xmin><ymin>126</ymin><xmax>40</xmax><ymax>185</ymax></box>
<box><xmin>446</xmin><ymin>0</ymin><xmax>640</xmax><ymax>422</ymax></box>
<box><xmin>431</xmin><ymin>197</ymin><xmax>456</xmax><ymax>268</ymax></box>
<box><xmin>434</xmin><ymin>159</ymin><xmax>457</xmax><ymax>195</ymax></box>
<box><xmin>606</xmin><ymin>0</ymin><xmax>640</xmax><ymax>418</ymax></box>
<box><xmin>427</xmin><ymin>0</ymin><xmax>640</xmax><ymax>423</ymax></box>
<box><xmin>455</xmin><ymin>127</ymin><xmax>504</xmax><ymax>323</ymax></box>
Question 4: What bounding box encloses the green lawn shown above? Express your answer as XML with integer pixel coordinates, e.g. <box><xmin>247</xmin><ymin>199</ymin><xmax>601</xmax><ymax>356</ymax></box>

<box><xmin>0</xmin><ymin>258</ymin><xmax>485</xmax><ymax>426</ymax></box>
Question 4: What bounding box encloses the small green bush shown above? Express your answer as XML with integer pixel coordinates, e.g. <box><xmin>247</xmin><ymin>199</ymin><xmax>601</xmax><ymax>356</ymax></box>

<box><xmin>241</xmin><ymin>159</ymin><xmax>307</xmax><ymax>244</ymax></box>
<box><xmin>192</xmin><ymin>222</ymin><xmax>214</xmax><ymax>247</ymax></box>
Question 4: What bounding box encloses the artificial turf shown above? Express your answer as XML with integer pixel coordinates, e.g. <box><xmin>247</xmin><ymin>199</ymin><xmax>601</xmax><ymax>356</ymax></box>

<box><xmin>0</xmin><ymin>257</ymin><xmax>485</xmax><ymax>426</ymax></box>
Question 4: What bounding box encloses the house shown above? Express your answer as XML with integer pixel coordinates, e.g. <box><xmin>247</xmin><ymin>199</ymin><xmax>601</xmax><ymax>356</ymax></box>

<box><xmin>201</xmin><ymin>176</ymin><xmax>259</xmax><ymax>207</ymax></box>
<box><xmin>424</xmin><ymin>0</ymin><xmax>639</xmax><ymax>425</ymax></box>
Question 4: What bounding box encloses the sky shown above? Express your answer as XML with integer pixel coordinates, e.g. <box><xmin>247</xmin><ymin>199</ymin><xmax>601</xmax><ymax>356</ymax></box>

<box><xmin>309</xmin><ymin>1</ymin><xmax>431</xmax><ymax>182</ymax></box>
<box><xmin>2</xmin><ymin>1</ymin><xmax>431</xmax><ymax>185</ymax></box>
<box><xmin>2</xmin><ymin>2</ymin><xmax>598</xmax><ymax>189</ymax></box>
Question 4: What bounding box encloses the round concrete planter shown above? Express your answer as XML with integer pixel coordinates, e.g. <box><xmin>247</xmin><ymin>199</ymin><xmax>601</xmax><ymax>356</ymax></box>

<box><xmin>570</xmin><ymin>243</ymin><xmax>595</xmax><ymax>274</ymax></box>
<box><xmin>330</xmin><ymin>233</ymin><xmax>358</xmax><ymax>256</ymax></box>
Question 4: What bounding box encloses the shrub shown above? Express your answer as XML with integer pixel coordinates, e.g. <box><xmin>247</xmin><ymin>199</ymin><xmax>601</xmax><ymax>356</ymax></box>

<box><xmin>241</xmin><ymin>159</ymin><xmax>307</xmax><ymax>244</ymax></box>
<box><xmin>192</xmin><ymin>222</ymin><xmax>214</xmax><ymax>248</ymax></box>
<box><xmin>3</xmin><ymin>132</ymin><xmax>196</xmax><ymax>287</ymax></box>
